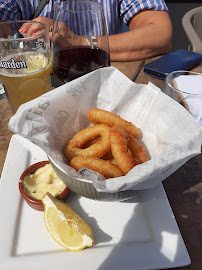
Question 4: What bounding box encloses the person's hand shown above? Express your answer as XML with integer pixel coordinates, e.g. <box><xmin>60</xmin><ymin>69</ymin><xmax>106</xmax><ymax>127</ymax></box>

<box><xmin>19</xmin><ymin>17</ymin><xmax>53</xmax><ymax>37</ymax></box>
<box><xmin>52</xmin><ymin>21</ymin><xmax>87</xmax><ymax>47</ymax></box>
<box><xmin>32</xmin><ymin>17</ymin><xmax>53</xmax><ymax>31</ymax></box>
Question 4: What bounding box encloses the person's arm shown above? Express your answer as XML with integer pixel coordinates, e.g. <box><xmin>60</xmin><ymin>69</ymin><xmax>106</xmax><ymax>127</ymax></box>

<box><xmin>32</xmin><ymin>16</ymin><xmax>53</xmax><ymax>32</ymax></box>
<box><xmin>109</xmin><ymin>10</ymin><xmax>172</xmax><ymax>61</ymax></box>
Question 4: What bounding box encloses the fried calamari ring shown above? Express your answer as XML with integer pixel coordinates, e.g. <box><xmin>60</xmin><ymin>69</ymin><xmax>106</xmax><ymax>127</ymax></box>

<box><xmin>127</xmin><ymin>135</ymin><xmax>149</xmax><ymax>163</ymax></box>
<box><xmin>101</xmin><ymin>151</ymin><xmax>117</xmax><ymax>165</ymax></box>
<box><xmin>110</xmin><ymin>125</ymin><xmax>139</xmax><ymax>175</ymax></box>
<box><xmin>70</xmin><ymin>156</ymin><xmax>124</xmax><ymax>179</ymax></box>
<box><xmin>81</xmin><ymin>137</ymin><xmax>100</xmax><ymax>149</ymax></box>
<box><xmin>64</xmin><ymin>124</ymin><xmax>110</xmax><ymax>161</ymax></box>
<box><xmin>88</xmin><ymin>108</ymin><xmax>139</xmax><ymax>138</ymax></box>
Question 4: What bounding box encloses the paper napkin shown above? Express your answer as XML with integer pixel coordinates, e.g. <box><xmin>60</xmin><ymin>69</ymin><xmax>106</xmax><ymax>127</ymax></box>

<box><xmin>8</xmin><ymin>67</ymin><xmax>202</xmax><ymax>192</ymax></box>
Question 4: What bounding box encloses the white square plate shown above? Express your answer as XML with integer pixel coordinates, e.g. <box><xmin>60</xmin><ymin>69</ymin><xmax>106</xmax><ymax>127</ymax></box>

<box><xmin>0</xmin><ymin>135</ymin><xmax>190</xmax><ymax>270</ymax></box>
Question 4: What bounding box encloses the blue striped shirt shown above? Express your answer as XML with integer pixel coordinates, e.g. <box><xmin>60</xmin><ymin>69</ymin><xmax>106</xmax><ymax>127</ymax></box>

<box><xmin>0</xmin><ymin>0</ymin><xmax>168</xmax><ymax>35</ymax></box>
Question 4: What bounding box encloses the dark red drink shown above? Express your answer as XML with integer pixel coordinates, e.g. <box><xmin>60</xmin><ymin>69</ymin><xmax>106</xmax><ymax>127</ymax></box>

<box><xmin>52</xmin><ymin>46</ymin><xmax>110</xmax><ymax>83</ymax></box>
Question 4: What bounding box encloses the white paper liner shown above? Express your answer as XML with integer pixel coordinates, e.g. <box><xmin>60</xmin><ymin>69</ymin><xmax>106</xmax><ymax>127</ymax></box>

<box><xmin>8</xmin><ymin>67</ymin><xmax>202</xmax><ymax>192</ymax></box>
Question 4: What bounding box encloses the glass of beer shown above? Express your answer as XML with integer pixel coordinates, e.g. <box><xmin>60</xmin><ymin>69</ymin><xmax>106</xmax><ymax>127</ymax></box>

<box><xmin>0</xmin><ymin>20</ymin><xmax>52</xmax><ymax>113</ymax></box>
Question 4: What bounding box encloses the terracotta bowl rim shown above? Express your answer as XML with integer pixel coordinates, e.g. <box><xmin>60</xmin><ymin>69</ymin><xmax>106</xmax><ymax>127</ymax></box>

<box><xmin>19</xmin><ymin>160</ymin><xmax>70</xmax><ymax>208</ymax></box>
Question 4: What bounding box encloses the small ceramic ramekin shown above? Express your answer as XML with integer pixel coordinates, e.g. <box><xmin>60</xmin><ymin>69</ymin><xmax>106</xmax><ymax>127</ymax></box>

<box><xmin>19</xmin><ymin>160</ymin><xmax>70</xmax><ymax>211</ymax></box>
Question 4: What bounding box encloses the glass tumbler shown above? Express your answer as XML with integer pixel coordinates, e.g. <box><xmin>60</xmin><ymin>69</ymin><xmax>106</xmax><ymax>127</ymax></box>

<box><xmin>163</xmin><ymin>70</ymin><xmax>202</xmax><ymax>127</ymax></box>
<box><xmin>0</xmin><ymin>20</ymin><xmax>52</xmax><ymax>113</ymax></box>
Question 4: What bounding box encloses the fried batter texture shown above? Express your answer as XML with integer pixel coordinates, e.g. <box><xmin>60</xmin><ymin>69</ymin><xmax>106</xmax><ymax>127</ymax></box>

<box><xmin>70</xmin><ymin>156</ymin><xmax>124</xmax><ymax>179</ymax></box>
<box><xmin>127</xmin><ymin>134</ymin><xmax>149</xmax><ymax>163</ymax></box>
<box><xmin>88</xmin><ymin>108</ymin><xmax>139</xmax><ymax>138</ymax></box>
<box><xmin>64</xmin><ymin>108</ymin><xmax>149</xmax><ymax>179</ymax></box>
<box><xmin>110</xmin><ymin>126</ymin><xmax>140</xmax><ymax>175</ymax></box>
<box><xmin>64</xmin><ymin>124</ymin><xmax>110</xmax><ymax>161</ymax></box>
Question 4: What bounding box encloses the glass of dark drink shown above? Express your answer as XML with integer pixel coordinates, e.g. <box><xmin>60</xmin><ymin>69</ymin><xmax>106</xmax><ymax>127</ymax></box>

<box><xmin>51</xmin><ymin>0</ymin><xmax>110</xmax><ymax>84</ymax></box>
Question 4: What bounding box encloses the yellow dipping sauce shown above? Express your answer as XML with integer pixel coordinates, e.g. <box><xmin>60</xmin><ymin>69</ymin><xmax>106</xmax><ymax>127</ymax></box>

<box><xmin>23</xmin><ymin>164</ymin><xmax>66</xmax><ymax>200</ymax></box>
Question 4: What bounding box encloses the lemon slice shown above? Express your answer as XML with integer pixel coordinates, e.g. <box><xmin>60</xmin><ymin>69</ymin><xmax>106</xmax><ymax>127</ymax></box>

<box><xmin>25</xmin><ymin>54</ymin><xmax>48</xmax><ymax>73</ymax></box>
<box><xmin>42</xmin><ymin>193</ymin><xmax>94</xmax><ymax>251</ymax></box>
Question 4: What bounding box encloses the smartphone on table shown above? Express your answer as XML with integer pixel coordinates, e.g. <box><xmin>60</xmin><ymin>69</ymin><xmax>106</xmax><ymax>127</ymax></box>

<box><xmin>144</xmin><ymin>49</ymin><xmax>202</xmax><ymax>80</ymax></box>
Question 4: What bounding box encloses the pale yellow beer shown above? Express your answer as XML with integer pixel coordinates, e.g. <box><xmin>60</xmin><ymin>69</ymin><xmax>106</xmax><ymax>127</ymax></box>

<box><xmin>0</xmin><ymin>53</ymin><xmax>52</xmax><ymax>112</ymax></box>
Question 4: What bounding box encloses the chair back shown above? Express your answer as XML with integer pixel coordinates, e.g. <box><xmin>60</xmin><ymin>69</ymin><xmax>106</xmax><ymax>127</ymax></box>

<box><xmin>182</xmin><ymin>7</ymin><xmax>202</xmax><ymax>54</ymax></box>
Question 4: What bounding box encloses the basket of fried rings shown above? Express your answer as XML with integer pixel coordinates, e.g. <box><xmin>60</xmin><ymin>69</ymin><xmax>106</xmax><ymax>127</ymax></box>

<box><xmin>49</xmin><ymin>108</ymin><xmax>149</xmax><ymax>201</ymax></box>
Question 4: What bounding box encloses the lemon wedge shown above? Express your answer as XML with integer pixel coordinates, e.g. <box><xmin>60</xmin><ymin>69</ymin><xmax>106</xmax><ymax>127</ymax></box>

<box><xmin>42</xmin><ymin>193</ymin><xmax>94</xmax><ymax>251</ymax></box>
<box><xmin>25</xmin><ymin>54</ymin><xmax>48</xmax><ymax>73</ymax></box>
